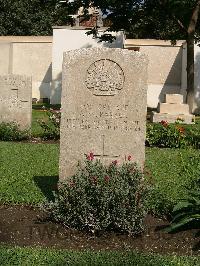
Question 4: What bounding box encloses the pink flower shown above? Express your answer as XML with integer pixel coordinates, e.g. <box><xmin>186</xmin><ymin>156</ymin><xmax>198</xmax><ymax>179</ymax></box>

<box><xmin>86</xmin><ymin>152</ymin><xmax>94</xmax><ymax>161</ymax></box>
<box><xmin>104</xmin><ymin>175</ymin><xmax>110</xmax><ymax>183</ymax></box>
<box><xmin>128</xmin><ymin>155</ymin><xmax>132</xmax><ymax>161</ymax></box>
<box><xmin>112</xmin><ymin>160</ymin><xmax>118</xmax><ymax>165</ymax></box>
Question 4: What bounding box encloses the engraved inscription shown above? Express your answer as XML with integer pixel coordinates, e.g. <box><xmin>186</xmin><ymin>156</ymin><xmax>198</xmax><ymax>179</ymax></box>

<box><xmin>65</xmin><ymin>118</ymin><xmax>141</xmax><ymax>131</ymax></box>
<box><xmin>0</xmin><ymin>96</ymin><xmax>21</xmax><ymax>108</ymax></box>
<box><xmin>0</xmin><ymin>76</ymin><xmax>23</xmax><ymax>108</ymax></box>
<box><xmin>0</xmin><ymin>76</ymin><xmax>26</xmax><ymax>92</ymax></box>
<box><xmin>85</xmin><ymin>59</ymin><xmax>124</xmax><ymax>96</ymax></box>
<box><xmin>65</xmin><ymin>103</ymin><xmax>141</xmax><ymax>132</ymax></box>
<box><xmin>0</xmin><ymin>75</ymin><xmax>32</xmax><ymax>129</ymax></box>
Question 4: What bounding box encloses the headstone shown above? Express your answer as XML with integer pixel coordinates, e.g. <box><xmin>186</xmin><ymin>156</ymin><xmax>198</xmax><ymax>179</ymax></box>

<box><xmin>0</xmin><ymin>75</ymin><xmax>32</xmax><ymax>129</ymax></box>
<box><xmin>151</xmin><ymin>93</ymin><xmax>194</xmax><ymax>124</ymax></box>
<box><xmin>60</xmin><ymin>48</ymin><xmax>148</xmax><ymax>179</ymax></box>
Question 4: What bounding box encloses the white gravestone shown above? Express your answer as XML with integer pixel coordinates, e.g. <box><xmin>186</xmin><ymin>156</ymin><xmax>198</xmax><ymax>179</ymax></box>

<box><xmin>0</xmin><ymin>75</ymin><xmax>32</xmax><ymax>129</ymax></box>
<box><xmin>60</xmin><ymin>48</ymin><xmax>148</xmax><ymax>179</ymax></box>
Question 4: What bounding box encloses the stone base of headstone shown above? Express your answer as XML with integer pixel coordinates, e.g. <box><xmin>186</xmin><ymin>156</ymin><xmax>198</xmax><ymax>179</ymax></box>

<box><xmin>151</xmin><ymin>112</ymin><xmax>194</xmax><ymax>124</ymax></box>
<box><xmin>151</xmin><ymin>93</ymin><xmax>194</xmax><ymax>124</ymax></box>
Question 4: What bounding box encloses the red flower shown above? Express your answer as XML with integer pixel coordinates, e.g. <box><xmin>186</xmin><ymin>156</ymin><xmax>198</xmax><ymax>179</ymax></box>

<box><xmin>112</xmin><ymin>160</ymin><xmax>118</xmax><ymax>165</ymax></box>
<box><xmin>160</xmin><ymin>120</ymin><xmax>168</xmax><ymax>128</ymax></box>
<box><xmin>86</xmin><ymin>152</ymin><xmax>94</xmax><ymax>161</ymax></box>
<box><xmin>128</xmin><ymin>155</ymin><xmax>132</xmax><ymax>161</ymax></box>
<box><xmin>104</xmin><ymin>175</ymin><xmax>110</xmax><ymax>183</ymax></box>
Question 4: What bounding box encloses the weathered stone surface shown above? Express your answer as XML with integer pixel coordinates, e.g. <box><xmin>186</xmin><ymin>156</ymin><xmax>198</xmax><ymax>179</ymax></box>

<box><xmin>0</xmin><ymin>75</ymin><xmax>32</xmax><ymax>129</ymax></box>
<box><xmin>158</xmin><ymin>103</ymin><xmax>189</xmax><ymax>115</ymax></box>
<box><xmin>151</xmin><ymin>112</ymin><xmax>194</xmax><ymax>124</ymax></box>
<box><xmin>60</xmin><ymin>48</ymin><xmax>148</xmax><ymax>179</ymax></box>
<box><xmin>151</xmin><ymin>93</ymin><xmax>194</xmax><ymax>124</ymax></box>
<box><xmin>165</xmin><ymin>94</ymin><xmax>183</xmax><ymax>104</ymax></box>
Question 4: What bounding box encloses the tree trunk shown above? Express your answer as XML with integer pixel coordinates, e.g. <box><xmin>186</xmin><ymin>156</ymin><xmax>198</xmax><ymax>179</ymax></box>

<box><xmin>186</xmin><ymin>0</ymin><xmax>200</xmax><ymax>113</ymax></box>
<box><xmin>186</xmin><ymin>34</ymin><xmax>195</xmax><ymax>112</ymax></box>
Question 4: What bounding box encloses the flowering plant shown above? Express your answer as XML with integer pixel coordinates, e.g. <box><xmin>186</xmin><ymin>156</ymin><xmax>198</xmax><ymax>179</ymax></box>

<box><xmin>38</xmin><ymin>107</ymin><xmax>61</xmax><ymax>140</ymax></box>
<box><xmin>42</xmin><ymin>154</ymin><xmax>147</xmax><ymax>235</ymax></box>
<box><xmin>146</xmin><ymin>120</ymin><xmax>187</xmax><ymax>148</ymax></box>
<box><xmin>0</xmin><ymin>122</ymin><xmax>29</xmax><ymax>141</ymax></box>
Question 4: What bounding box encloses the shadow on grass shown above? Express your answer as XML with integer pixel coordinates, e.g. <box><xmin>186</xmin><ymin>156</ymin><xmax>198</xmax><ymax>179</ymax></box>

<box><xmin>33</xmin><ymin>176</ymin><xmax>59</xmax><ymax>201</ymax></box>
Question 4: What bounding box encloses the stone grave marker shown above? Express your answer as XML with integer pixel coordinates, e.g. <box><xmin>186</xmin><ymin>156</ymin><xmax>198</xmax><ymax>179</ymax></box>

<box><xmin>60</xmin><ymin>48</ymin><xmax>148</xmax><ymax>179</ymax></box>
<box><xmin>0</xmin><ymin>75</ymin><xmax>32</xmax><ymax>129</ymax></box>
<box><xmin>151</xmin><ymin>93</ymin><xmax>194</xmax><ymax>124</ymax></box>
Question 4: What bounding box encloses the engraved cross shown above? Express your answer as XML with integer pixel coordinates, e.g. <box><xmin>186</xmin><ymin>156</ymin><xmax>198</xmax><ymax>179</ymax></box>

<box><xmin>93</xmin><ymin>135</ymin><xmax>119</xmax><ymax>161</ymax></box>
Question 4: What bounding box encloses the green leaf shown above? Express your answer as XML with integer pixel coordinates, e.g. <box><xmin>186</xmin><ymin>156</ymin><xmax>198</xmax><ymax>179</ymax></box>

<box><xmin>173</xmin><ymin>201</ymin><xmax>193</xmax><ymax>213</ymax></box>
<box><xmin>166</xmin><ymin>214</ymin><xmax>200</xmax><ymax>233</ymax></box>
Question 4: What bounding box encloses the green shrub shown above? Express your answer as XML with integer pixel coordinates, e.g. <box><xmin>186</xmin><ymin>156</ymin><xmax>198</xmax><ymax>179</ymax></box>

<box><xmin>146</xmin><ymin>121</ymin><xmax>187</xmax><ymax>148</ymax></box>
<box><xmin>38</xmin><ymin>108</ymin><xmax>60</xmax><ymax>140</ymax></box>
<box><xmin>42</xmin><ymin>154</ymin><xmax>147</xmax><ymax>235</ymax></box>
<box><xmin>166</xmin><ymin>156</ymin><xmax>200</xmax><ymax>232</ymax></box>
<box><xmin>166</xmin><ymin>186</ymin><xmax>200</xmax><ymax>233</ymax></box>
<box><xmin>0</xmin><ymin>122</ymin><xmax>29</xmax><ymax>141</ymax></box>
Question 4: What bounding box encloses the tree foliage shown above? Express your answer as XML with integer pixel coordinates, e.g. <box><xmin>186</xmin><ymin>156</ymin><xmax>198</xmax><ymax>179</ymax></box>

<box><xmin>0</xmin><ymin>0</ymin><xmax>72</xmax><ymax>35</ymax></box>
<box><xmin>70</xmin><ymin>0</ymin><xmax>200</xmax><ymax>108</ymax></box>
<box><xmin>70</xmin><ymin>0</ymin><xmax>200</xmax><ymax>40</ymax></box>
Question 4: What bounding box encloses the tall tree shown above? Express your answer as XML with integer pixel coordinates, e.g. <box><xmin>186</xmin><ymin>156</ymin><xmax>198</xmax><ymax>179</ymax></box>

<box><xmin>69</xmin><ymin>0</ymin><xmax>200</xmax><ymax>111</ymax></box>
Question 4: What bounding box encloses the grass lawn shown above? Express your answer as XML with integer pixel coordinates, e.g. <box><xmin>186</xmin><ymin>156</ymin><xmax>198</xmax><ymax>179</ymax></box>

<box><xmin>0</xmin><ymin>141</ymin><xmax>200</xmax><ymax>211</ymax></box>
<box><xmin>145</xmin><ymin>147</ymin><xmax>200</xmax><ymax>215</ymax></box>
<box><xmin>31</xmin><ymin>109</ymin><xmax>49</xmax><ymax>137</ymax></box>
<box><xmin>31</xmin><ymin>104</ymin><xmax>61</xmax><ymax>137</ymax></box>
<box><xmin>0</xmin><ymin>246</ymin><xmax>199</xmax><ymax>266</ymax></box>
<box><xmin>0</xmin><ymin>142</ymin><xmax>59</xmax><ymax>204</ymax></box>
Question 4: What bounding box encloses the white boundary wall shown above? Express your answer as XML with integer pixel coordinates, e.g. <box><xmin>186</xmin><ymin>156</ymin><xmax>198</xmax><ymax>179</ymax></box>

<box><xmin>124</xmin><ymin>39</ymin><xmax>185</xmax><ymax>109</ymax></box>
<box><xmin>0</xmin><ymin>36</ymin><xmax>52</xmax><ymax>101</ymax></box>
<box><xmin>51</xmin><ymin>26</ymin><xmax>124</xmax><ymax>104</ymax></box>
<box><xmin>1</xmin><ymin>34</ymin><xmax>200</xmax><ymax>112</ymax></box>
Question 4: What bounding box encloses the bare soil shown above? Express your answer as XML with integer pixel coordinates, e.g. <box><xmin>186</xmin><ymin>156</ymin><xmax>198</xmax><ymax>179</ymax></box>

<box><xmin>0</xmin><ymin>205</ymin><xmax>199</xmax><ymax>255</ymax></box>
